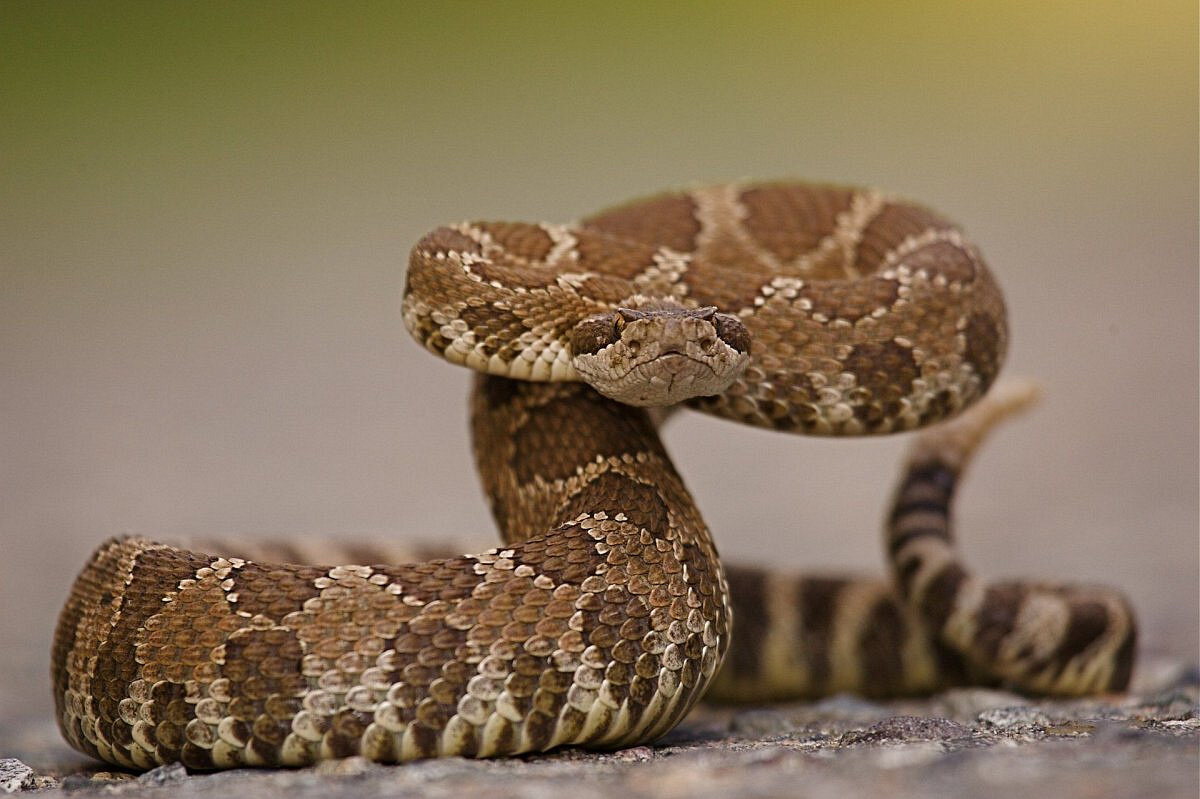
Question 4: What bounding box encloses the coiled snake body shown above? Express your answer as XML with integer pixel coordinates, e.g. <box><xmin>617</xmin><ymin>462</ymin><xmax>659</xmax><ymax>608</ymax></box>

<box><xmin>53</xmin><ymin>182</ymin><xmax>1136</xmax><ymax>770</ymax></box>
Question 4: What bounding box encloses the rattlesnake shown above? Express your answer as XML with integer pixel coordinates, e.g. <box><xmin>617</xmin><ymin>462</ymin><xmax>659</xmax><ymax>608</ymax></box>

<box><xmin>52</xmin><ymin>182</ymin><xmax>1136</xmax><ymax>770</ymax></box>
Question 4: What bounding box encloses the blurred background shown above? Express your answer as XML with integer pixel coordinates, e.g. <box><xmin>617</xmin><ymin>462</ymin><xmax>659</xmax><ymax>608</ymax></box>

<box><xmin>2</xmin><ymin>0</ymin><xmax>1196</xmax><ymax>761</ymax></box>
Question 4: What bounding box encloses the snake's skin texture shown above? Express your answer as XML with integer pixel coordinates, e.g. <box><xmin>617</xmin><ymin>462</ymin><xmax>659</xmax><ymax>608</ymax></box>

<box><xmin>53</xmin><ymin>182</ymin><xmax>1137</xmax><ymax>770</ymax></box>
<box><xmin>405</xmin><ymin>183</ymin><xmax>1007</xmax><ymax>434</ymax></box>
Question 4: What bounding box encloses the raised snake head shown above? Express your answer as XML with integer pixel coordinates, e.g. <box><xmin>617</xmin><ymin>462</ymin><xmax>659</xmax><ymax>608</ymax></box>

<box><xmin>569</xmin><ymin>303</ymin><xmax>751</xmax><ymax>406</ymax></box>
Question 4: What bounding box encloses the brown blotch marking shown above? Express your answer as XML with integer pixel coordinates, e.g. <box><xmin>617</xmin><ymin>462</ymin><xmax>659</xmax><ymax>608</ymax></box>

<box><xmin>796</xmin><ymin>577</ymin><xmax>847</xmax><ymax>691</ymax></box>
<box><xmin>470</xmin><ymin>378</ymin><xmax>531</xmax><ymax>541</ymax></box>
<box><xmin>227</xmin><ymin>562</ymin><xmax>324</xmax><ymax>621</ymax></box>
<box><xmin>797</xmin><ymin>277</ymin><xmax>900</xmax><ymax>323</ymax></box>
<box><xmin>858</xmin><ymin>595</ymin><xmax>908</xmax><ymax>697</ymax></box>
<box><xmin>583</xmin><ymin>192</ymin><xmax>701</xmax><ymax>254</ymax></box>
<box><xmin>571</xmin><ymin>273</ymin><xmax>636</xmax><ymax>304</ymax></box>
<box><xmin>682</xmin><ymin>255</ymin><xmax>775</xmax><ymax>314</ymax></box>
<box><xmin>855</xmin><ymin>202</ymin><xmax>953</xmax><ymax>272</ymax></box>
<box><xmin>962</xmin><ymin>312</ymin><xmax>1005</xmax><ymax>390</ymax></box>
<box><xmin>571</xmin><ymin>230</ymin><xmax>664</xmax><ymax>280</ymax></box>
<box><xmin>467</xmin><ymin>259</ymin><xmax>561</xmax><ymax>291</ymax></box>
<box><xmin>221</xmin><ymin>627</ymin><xmax>306</xmax><ymax>732</ymax></box>
<box><xmin>719</xmin><ymin>566</ymin><xmax>770</xmax><ymax>681</ymax></box>
<box><xmin>92</xmin><ymin>547</ymin><xmax>211</xmax><ymax>744</ymax></box>
<box><xmin>843</xmin><ymin>339</ymin><xmax>919</xmax><ymax>426</ymax></box>
<box><xmin>554</xmin><ymin>472</ymin><xmax>670</xmax><ymax>539</ymax></box>
<box><xmin>699</xmin><ymin>367</ymin><xmax>820</xmax><ymax>432</ymax></box>
<box><xmin>476</xmin><ymin>373</ymin><xmax>525</xmax><ymax>412</ymax></box>
<box><xmin>373</xmin><ymin>556</ymin><xmax>484</xmax><ymax>606</ymax></box>
<box><xmin>475</xmin><ymin>222</ymin><xmax>555</xmax><ymax>262</ymax></box>
<box><xmin>510</xmin><ymin>393</ymin><xmax>663</xmax><ymax>484</ymax></box>
<box><xmin>458</xmin><ymin>304</ymin><xmax>529</xmax><ymax>357</ymax></box>
<box><xmin>739</xmin><ymin>183</ymin><xmax>856</xmax><ymax>264</ymax></box>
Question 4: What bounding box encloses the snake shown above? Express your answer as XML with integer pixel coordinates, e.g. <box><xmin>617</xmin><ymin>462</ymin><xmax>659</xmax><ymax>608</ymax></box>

<box><xmin>52</xmin><ymin>181</ymin><xmax>1137</xmax><ymax>770</ymax></box>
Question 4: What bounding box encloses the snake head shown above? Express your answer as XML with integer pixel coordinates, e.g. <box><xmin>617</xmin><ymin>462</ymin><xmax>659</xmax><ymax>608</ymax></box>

<box><xmin>569</xmin><ymin>304</ymin><xmax>752</xmax><ymax>406</ymax></box>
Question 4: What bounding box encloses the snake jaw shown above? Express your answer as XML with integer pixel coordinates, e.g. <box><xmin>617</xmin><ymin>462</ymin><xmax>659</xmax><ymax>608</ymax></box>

<box><xmin>570</xmin><ymin>306</ymin><xmax>751</xmax><ymax>406</ymax></box>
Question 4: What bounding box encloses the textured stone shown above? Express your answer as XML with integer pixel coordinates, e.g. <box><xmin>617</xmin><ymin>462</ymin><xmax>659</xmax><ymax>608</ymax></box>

<box><xmin>4</xmin><ymin>662</ymin><xmax>1197</xmax><ymax>798</ymax></box>
<box><xmin>977</xmin><ymin>706</ymin><xmax>1054</xmax><ymax>730</ymax></box>
<box><xmin>0</xmin><ymin>760</ymin><xmax>32</xmax><ymax>794</ymax></box>
<box><xmin>137</xmin><ymin>763</ymin><xmax>188</xmax><ymax>786</ymax></box>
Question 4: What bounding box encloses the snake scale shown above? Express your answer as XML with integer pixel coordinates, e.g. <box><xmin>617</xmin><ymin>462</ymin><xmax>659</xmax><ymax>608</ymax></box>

<box><xmin>53</xmin><ymin>182</ymin><xmax>1137</xmax><ymax>770</ymax></box>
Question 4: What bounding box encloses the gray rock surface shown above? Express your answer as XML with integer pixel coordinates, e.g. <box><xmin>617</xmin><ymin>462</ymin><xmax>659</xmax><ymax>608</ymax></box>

<box><xmin>0</xmin><ymin>759</ymin><xmax>34</xmax><ymax>793</ymax></box>
<box><xmin>4</xmin><ymin>662</ymin><xmax>1196</xmax><ymax>798</ymax></box>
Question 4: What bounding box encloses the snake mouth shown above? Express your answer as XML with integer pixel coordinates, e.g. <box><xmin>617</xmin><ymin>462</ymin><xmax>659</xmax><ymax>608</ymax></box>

<box><xmin>605</xmin><ymin>352</ymin><xmax>745</xmax><ymax>406</ymax></box>
<box><xmin>622</xmin><ymin>352</ymin><xmax>719</xmax><ymax>380</ymax></box>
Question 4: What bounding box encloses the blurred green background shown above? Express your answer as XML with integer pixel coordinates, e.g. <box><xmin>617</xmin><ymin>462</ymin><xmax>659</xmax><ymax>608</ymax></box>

<box><xmin>2</xmin><ymin>0</ymin><xmax>1196</xmax><ymax>759</ymax></box>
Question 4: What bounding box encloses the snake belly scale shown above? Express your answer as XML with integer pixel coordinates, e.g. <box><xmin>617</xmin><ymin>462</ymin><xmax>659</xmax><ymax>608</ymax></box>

<box><xmin>52</xmin><ymin>182</ymin><xmax>1136</xmax><ymax>770</ymax></box>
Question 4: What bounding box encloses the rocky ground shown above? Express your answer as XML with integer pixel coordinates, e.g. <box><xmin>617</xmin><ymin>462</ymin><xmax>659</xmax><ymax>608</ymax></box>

<box><xmin>3</xmin><ymin>659</ymin><xmax>1196</xmax><ymax>799</ymax></box>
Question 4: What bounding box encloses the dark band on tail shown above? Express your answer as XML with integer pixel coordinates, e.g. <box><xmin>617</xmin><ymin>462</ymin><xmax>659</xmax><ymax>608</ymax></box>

<box><xmin>885</xmin><ymin>383</ymin><xmax>1137</xmax><ymax>695</ymax></box>
<box><xmin>707</xmin><ymin>382</ymin><xmax>1136</xmax><ymax>703</ymax></box>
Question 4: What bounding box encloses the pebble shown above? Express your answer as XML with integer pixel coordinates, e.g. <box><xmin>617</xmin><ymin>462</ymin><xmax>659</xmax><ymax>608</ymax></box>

<box><xmin>0</xmin><ymin>760</ymin><xmax>32</xmax><ymax>794</ymax></box>
<box><xmin>977</xmin><ymin>706</ymin><xmax>1053</xmax><ymax>730</ymax></box>
<box><xmin>841</xmin><ymin>715</ymin><xmax>970</xmax><ymax>744</ymax></box>
<box><xmin>138</xmin><ymin>762</ymin><xmax>189</xmax><ymax>785</ymax></box>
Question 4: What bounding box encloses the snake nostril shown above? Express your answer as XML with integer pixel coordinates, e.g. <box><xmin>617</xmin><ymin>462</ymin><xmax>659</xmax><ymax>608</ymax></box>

<box><xmin>628</xmin><ymin>340</ymin><xmax>641</xmax><ymax>355</ymax></box>
<box><xmin>700</xmin><ymin>337</ymin><xmax>716</xmax><ymax>352</ymax></box>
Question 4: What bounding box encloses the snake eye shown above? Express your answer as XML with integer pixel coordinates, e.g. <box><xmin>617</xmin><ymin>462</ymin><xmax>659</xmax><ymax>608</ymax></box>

<box><xmin>570</xmin><ymin>313</ymin><xmax>622</xmax><ymax>356</ymax></box>
<box><xmin>713</xmin><ymin>313</ymin><xmax>752</xmax><ymax>354</ymax></box>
